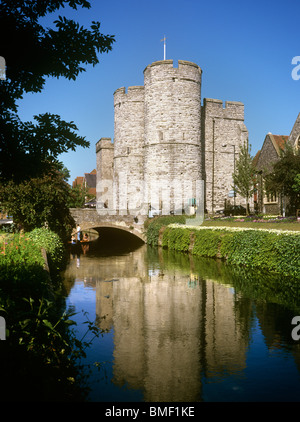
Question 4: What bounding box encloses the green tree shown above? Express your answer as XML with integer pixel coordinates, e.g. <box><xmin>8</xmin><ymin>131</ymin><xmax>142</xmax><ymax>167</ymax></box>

<box><xmin>0</xmin><ymin>171</ymin><xmax>75</xmax><ymax>241</ymax></box>
<box><xmin>264</xmin><ymin>145</ymin><xmax>300</xmax><ymax>215</ymax></box>
<box><xmin>67</xmin><ymin>184</ymin><xmax>94</xmax><ymax>208</ymax></box>
<box><xmin>232</xmin><ymin>143</ymin><xmax>255</xmax><ymax>215</ymax></box>
<box><xmin>0</xmin><ymin>0</ymin><xmax>114</xmax><ymax>238</ymax></box>
<box><xmin>0</xmin><ymin>0</ymin><xmax>115</xmax><ymax>182</ymax></box>
<box><xmin>292</xmin><ymin>174</ymin><xmax>300</xmax><ymax>194</ymax></box>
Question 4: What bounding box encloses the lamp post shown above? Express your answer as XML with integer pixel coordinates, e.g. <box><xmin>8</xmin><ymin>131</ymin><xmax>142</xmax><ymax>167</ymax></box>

<box><xmin>222</xmin><ymin>144</ymin><xmax>236</xmax><ymax>209</ymax></box>
<box><xmin>256</xmin><ymin>170</ymin><xmax>263</xmax><ymax>214</ymax></box>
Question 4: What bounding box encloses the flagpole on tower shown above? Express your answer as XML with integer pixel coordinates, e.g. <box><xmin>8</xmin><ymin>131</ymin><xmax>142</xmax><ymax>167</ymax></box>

<box><xmin>161</xmin><ymin>35</ymin><xmax>166</xmax><ymax>60</ymax></box>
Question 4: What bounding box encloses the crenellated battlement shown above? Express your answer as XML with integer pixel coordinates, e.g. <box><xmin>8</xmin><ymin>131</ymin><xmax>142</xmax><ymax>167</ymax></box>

<box><xmin>114</xmin><ymin>86</ymin><xmax>144</xmax><ymax>105</ymax></box>
<box><xmin>144</xmin><ymin>59</ymin><xmax>201</xmax><ymax>72</ymax></box>
<box><xmin>96</xmin><ymin>137</ymin><xmax>113</xmax><ymax>153</ymax></box>
<box><xmin>143</xmin><ymin>59</ymin><xmax>201</xmax><ymax>86</ymax></box>
<box><xmin>203</xmin><ymin>98</ymin><xmax>244</xmax><ymax>120</ymax></box>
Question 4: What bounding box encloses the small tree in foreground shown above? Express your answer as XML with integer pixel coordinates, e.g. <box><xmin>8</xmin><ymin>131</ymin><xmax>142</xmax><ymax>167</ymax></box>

<box><xmin>0</xmin><ymin>170</ymin><xmax>75</xmax><ymax>242</ymax></box>
<box><xmin>232</xmin><ymin>143</ymin><xmax>255</xmax><ymax>215</ymax></box>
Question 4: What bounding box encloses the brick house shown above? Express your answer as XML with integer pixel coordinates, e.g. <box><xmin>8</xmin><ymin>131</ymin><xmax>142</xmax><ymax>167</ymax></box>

<box><xmin>72</xmin><ymin>169</ymin><xmax>97</xmax><ymax>206</ymax></box>
<box><xmin>255</xmin><ymin>113</ymin><xmax>300</xmax><ymax>215</ymax></box>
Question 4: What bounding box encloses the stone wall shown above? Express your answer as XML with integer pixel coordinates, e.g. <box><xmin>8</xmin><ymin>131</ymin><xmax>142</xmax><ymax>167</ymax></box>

<box><xmin>113</xmin><ymin>86</ymin><xmax>145</xmax><ymax>212</ymax></box>
<box><xmin>202</xmin><ymin>98</ymin><xmax>248</xmax><ymax>213</ymax></box>
<box><xmin>96</xmin><ymin>138</ymin><xmax>114</xmax><ymax>209</ymax></box>
<box><xmin>256</xmin><ymin>134</ymin><xmax>280</xmax><ymax>173</ymax></box>
<box><xmin>256</xmin><ymin>134</ymin><xmax>282</xmax><ymax>214</ymax></box>
<box><xmin>143</xmin><ymin>60</ymin><xmax>202</xmax><ymax>213</ymax></box>
<box><xmin>69</xmin><ymin>208</ymin><xmax>147</xmax><ymax>241</ymax></box>
<box><xmin>288</xmin><ymin>113</ymin><xmax>300</xmax><ymax>146</ymax></box>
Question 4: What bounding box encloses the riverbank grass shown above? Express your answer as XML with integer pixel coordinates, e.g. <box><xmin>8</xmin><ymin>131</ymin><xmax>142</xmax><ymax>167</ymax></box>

<box><xmin>202</xmin><ymin>219</ymin><xmax>300</xmax><ymax>231</ymax></box>
<box><xmin>0</xmin><ymin>227</ymin><xmax>90</xmax><ymax>401</ymax></box>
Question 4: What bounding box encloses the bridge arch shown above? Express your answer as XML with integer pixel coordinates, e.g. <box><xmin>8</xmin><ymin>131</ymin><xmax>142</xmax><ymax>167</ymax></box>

<box><xmin>70</xmin><ymin>208</ymin><xmax>147</xmax><ymax>244</ymax></box>
<box><xmin>84</xmin><ymin>223</ymin><xmax>146</xmax><ymax>243</ymax></box>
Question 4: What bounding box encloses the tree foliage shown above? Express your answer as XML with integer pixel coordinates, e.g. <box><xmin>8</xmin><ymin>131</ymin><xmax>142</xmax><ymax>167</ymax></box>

<box><xmin>232</xmin><ymin>143</ymin><xmax>255</xmax><ymax>214</ymax></box>
<box><xmin>0</xmin><ymin>0</ymin><xmax>115</xmax><ymax>238</ymax></box>
<box><xmin>0</xmin><ymin>0</ymin><xmax>115</xmax><ymax>112</ymax></box>
<box><xmin>67</xmin><ymin>184</ymin><xmax>94</xmax><ymax>208</ymax></box>
<box><xmin>0</xmin><ymin>112</ymin><xmax>91</xmax><ymax>182</ymax></box>
<box><xmin>0</xmin><ymin>171</ymin><xmax>75</xmax><ymax>241</ymax></box>
<box><xmin>292</xmin><ymin>174</ymin><xmax>300</xmax><ymax>194</ymax></box>
<box><xmin>0</xmin><ymin>0</ymin><xmax>115</xmax><ymax>182</ymax></box>
<box><xmin>264</xmin><ymin>145</ymin><xmax>300</xmax><ymax>214</ymax></box>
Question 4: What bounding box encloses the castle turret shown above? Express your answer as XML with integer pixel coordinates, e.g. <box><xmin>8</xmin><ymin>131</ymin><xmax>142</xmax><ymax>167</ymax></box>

<box><xmin>96</xmin><ymin>137</ymin><xmax>114</xmax><ymax>210</ymax></box>
<box><xmin>113</xmin><ymin>86</ymin><xmax>144</xmax><ymax>214</ymax></box>
<box><xmin>143</xmin><ymin>60</ymin><xmax>202</xmax><ymax>213</ymax></box>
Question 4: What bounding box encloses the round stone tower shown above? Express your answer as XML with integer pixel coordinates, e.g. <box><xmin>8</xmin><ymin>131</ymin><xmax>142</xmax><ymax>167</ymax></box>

<box><xmin>143</xmin><ymin>60</ymin><xmax>202</xmax><ymax>213</ymax></box>
<box><xmin>113</xmin><ymin>85</ymin><xmax>144</xmax><ymax>214</ymax></box>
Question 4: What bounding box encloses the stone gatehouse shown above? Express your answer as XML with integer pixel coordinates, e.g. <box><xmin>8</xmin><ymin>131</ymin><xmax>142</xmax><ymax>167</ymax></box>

<box><xmin>96</xmin><ymin>59</ymin><xmax>248</xmax><ymax>215</ymax></box>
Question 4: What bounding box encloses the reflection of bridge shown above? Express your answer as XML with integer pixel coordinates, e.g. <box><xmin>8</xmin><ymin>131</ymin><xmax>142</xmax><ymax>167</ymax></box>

<box><xmin>70</xmin><ymin>208</ymin><xmax>147</xmax><ymax>243</ymax></box>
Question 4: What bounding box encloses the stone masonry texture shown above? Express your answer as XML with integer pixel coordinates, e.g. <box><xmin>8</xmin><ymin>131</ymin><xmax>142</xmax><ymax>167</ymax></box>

<box><xmin>96</xmin><ymin>59</ymin><xmax>249</xmax><ymax>215</ymax></box>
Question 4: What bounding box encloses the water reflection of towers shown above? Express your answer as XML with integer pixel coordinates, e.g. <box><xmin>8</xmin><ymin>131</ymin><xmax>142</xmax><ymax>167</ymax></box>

<box><xmin>95</xmin><ymin>247</ymin><xmax>248</xmax><ymax>402</ymax></box>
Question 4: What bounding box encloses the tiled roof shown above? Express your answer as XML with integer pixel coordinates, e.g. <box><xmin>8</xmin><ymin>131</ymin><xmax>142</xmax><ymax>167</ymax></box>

<box><xmin>72</xmin><ymin>176</ymin><xmax>84</xmax><ymax>188</ymax></box>
<box><xmin>272</xmin><ymin>135</ymin><xmax>289</xmax><ymax>152</ymax></box>
<box><xmin>252</xmin><ymin>150</ymin><xmax>261</xmax><ymax>167</ymax></box>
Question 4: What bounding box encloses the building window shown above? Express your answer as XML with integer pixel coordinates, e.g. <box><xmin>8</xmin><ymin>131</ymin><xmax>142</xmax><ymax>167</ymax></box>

<box><xmin>264</xmin><ymin>191</ymin><xmax>277</xmax><ymax>204</ymax></box>
<box><xmin>158</xmin><ymin>131</ymin><xmax>164</xmax><ymax>141</ymax></box>
<box><xmin>189</xmin><ymin>198</ymin><xmax>196</xmax><ymax>206</ymax></box>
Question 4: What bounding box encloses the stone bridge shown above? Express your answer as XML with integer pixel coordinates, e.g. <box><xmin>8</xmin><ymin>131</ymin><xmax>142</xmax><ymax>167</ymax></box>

<box><xmin>70</xmin><ymin>208</ymin><xmax>147</xmax><ymax>243</ymax></box>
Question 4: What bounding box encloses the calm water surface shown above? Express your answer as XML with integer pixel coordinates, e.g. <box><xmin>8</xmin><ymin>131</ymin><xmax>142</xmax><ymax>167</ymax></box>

<box><xmin>62</xmin><ymin>238</ymin><xmax>300</xmax><ymax>402</ymax></box>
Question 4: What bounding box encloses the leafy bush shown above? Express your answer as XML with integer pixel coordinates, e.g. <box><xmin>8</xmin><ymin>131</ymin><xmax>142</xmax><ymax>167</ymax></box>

<box><xmin>162</xmin><ymin>226</ymin><xmax>191</xmax><ymax>252</ymax></box>
<box><xmin>27</xmin><ymin>227</ymin><xmax>65</xmax><ymax>272</ymax></box>
<box><xmin>162</xmin><ymin>225</ymin><xmax>300</xmax><ymax>278</ymax></box>
<box><xmin>0</xmin><ymin>228</ymin><xmax>91</xmax><ymax>400</ymax></box>
<box><xmin>0</xmin><ymin>172</ymin><xmax>75</xmax><ymax>242</ymax></box>
<box><xmin>145</xmin><ymin>215</ymin><xmax>186</xmax><ymax>246</ymax></box>
<box><xmin>0</xmin><ymin>233</ymin><xmax>47</xmax><ymax>295</ymax></box>
<box><xmin>192</xmin><ymin>229</ymin><xmax>222</xmax><ymax>257</ymax></box>
<box><xmin>0</xmin><ymin>228</ymin><xmax>65</xmax><ymax>291</ymax></box>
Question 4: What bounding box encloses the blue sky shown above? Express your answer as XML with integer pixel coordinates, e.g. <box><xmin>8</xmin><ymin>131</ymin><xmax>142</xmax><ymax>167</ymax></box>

<box><xmin>17</xmin><ymin>0</ymin><xmax>300</xmax><ymax>184</ymax></box>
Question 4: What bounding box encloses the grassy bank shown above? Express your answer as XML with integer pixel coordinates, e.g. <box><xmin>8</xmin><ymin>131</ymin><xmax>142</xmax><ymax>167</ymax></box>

<box><xmin>202</xmin><ymin>219</ymin><xmax>300</xmax><ymax>231</ymax></box>
<box><xmin>145</xmin><ymin>216</ymin><xmax>300</xmax><ymax>278</ymax></box>
<box><xmin>0</xmin><ymin>227</ymin><xmax>90</xmax><ymax>401</ymax></box>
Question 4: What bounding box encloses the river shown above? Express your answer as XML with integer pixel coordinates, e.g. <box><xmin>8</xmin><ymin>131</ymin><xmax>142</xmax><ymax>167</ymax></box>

<box><xmin>62</xmin><ymin>236</ymin><xmax>300</xmax><ymax>402</ymax></box>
